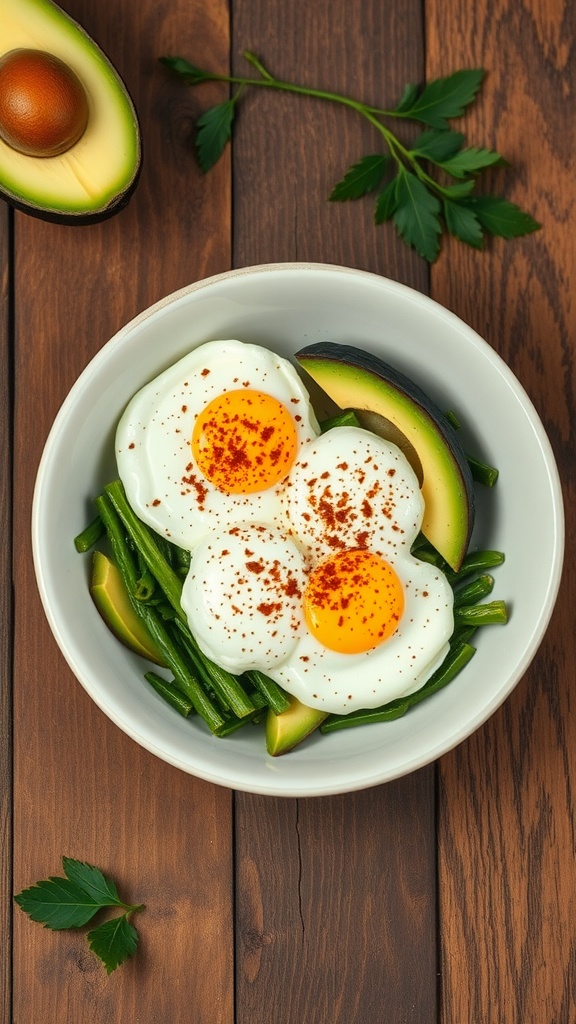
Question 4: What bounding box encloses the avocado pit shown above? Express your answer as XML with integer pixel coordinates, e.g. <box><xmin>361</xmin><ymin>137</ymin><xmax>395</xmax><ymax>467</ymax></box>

<box><xmin>0</xmin><ymin>47</ymin><xmax>88</xmax><ymax>157</ymax></box>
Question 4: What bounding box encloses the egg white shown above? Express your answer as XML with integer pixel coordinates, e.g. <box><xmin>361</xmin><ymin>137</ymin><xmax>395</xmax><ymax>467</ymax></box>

<box><xmin>265</xmin><ymin>554</ymin><xmax>453</xmax><ymax>713</ymax></box>
<box><xmin>280</xmin><ymin>425</ymin><xmax>425</xmax><ymax>563</ymax></box>
<box><xmin>115</xmin><ymin>340</ymin><xmax>320</xmax><ymax>550</ymax></box>
<box><xmin>117</xmin><ymin>343</ymin><xmax>455</xmax><ymax>716</ymax></box>
<box><xmin>181</xmin><ymin>523</ymin><xmax>308</xmax><ymax>672</ymax></box>
<box><xmin>180</xmin><ymin>425</ymin><xmax>454</xmax><ymax>714</ymax></box>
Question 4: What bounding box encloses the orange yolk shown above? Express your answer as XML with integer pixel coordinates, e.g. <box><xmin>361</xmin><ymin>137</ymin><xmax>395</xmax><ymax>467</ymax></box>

<box><xmin>191</xmin><ymin>389</ymin><xmax>298</xmax><ymax>494</ymax></box>
<box><xmin>303</xmin><ymin>549</ymin><xmax>405</xmax><ymax>654</ymax></box>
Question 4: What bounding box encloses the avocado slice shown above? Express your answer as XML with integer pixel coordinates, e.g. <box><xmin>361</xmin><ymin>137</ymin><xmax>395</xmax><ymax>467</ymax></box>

<box><xmin>0</xmin><ymin>0</ymin><xmax>141</xmax><ymax>222</ymax></box>
<box><xmin>296</xmin><ymin>342</ymin><xmax>475</xmax><ymax>571</ymax></box>
<box><xmin>266</xmin><ymin>696</ymin><xmax>328</xmax><ymax>756</ymax></box>
<box><xmin>90</xmin><ymin>550</ymin><xmax>166</xmax><ymax>666</ymax></box>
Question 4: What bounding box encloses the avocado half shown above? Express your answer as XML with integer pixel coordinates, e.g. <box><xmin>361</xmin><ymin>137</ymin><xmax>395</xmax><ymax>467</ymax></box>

<box><xmin>0</xmin><ymin>0</ymin><xmax>141</xmax><ymax>223</ymax></box>
<box><xmin>295</xmin><ymin>342</ymin><xmax>475</xmax><ymax>571</ymax></box>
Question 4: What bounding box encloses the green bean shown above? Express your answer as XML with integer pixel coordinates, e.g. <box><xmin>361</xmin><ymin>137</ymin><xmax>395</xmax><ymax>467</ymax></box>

<box><xmin>453</xmin><ymin>573</ymin><xmax>494</xmax><ymax>607</ymax></box>
<box><xmin>449</xmin><ymin>624</ymin><xmax>478</xmax><ymax>646</ymax></box>
<box><xmin>134</xmin><ymin>564</ymin><xmax>157</xmax><ymax>602</ymax></box>
<box><xmin>172</xmin><ymin>618</ymin><xmax>256</xmax><ymax>718</ymax></box>
<box><xmin>214</xmin><ymin>706</ymin><xmax>267</xmax><ymax>737</ymax></box>
<box><xmin>320</xmin><ymin>641</ymin><xmax>476</xmax><ymax>733</ymax></box>
<box><xmin>94</xmin><ymin>494</ymin><xmax>139</xmax><ymax>588</ymax></box>
<box><xmin>173</xmin><ymin>544</ymin><xmax>192</xmax><ymax>572</ymax></box>
<box><xmin>411</xmin><ymin>531</ymin><xmax>432</xmax><ymax>554</ymax></box>
<box><xmin>413</xmin><ymin>545</ymin><xmax>448</xmax><ymax>571</ymax></box>
<box><xmin>453</xmin><ymin>600</ymin><xmax>508</xmax><ymax>626</ymax></box>
<box><xmin>155</xmin><ymin>602</ymin><xmax>178</xmax><ymax>620</ymax></box>
<box><xmin>104</xmin><ymin>479</ymin><xmax>186</xmax><ymax>621</ymax></box>
<box><xmin>74</xmin><ymin>513</ymin><xmax>105</xmax><ymax>552</ymax></box>
<box><xmin>144</xmin><ymin>671</ymin><xmax>195</xmax><ymax>717</ymax></box>
<box><xmin>410</xmin><ymin>534</ymin><xmax>449</xmax><ymax>570</ymax></box>
<box><xmin>443</xmin><ymin>411</ymin><xmax>499</xmax><ymax>486</ymax></box>
<box><xmin>447</xmin><ymin>549</ymin><xmax>505</xmax><ymax>583</ymax></box>
<box><xmin>213</xmin><ymin>690</ymin><xmax>269</xmax><ymax>736</ymax></box>
<box><xmin>82</xmin><ymin>452</ymin><xmax>508</xmax><ymax>746</ymax></box>
<box><xmin>411</xmin><ymin>540</ymin><xmax>505</xmax><ymax>588</ymax></box>
<box><xmin>136</xmin><ymin>593</ymin><xmax>225</xmax><ymax>730</ymax></box>
<box><xmin>466</xmin><ymin>454</ymin><xmax>499</xmax><ymax>487</ymax></box>
<box><xmin>99</xmin><ymin>483</ymin><xmax>257</xmax><ymax>721</ymax></box>
<box><xmin>444</xmin><ymin>410</ymin><xmax>461</xmax><ymax>430</ymax></box>
<box><xmin>95</xmin><ymin>493</ymin><xmax>225</xmax><ymax>731</ymax></box>
<box><xmin>244</xmin><ymin>670</ymin><xmax>291</xmax><ymax>714</ymax></box>
<box><xmin>169</xmin><ymin>624</ymin><xmax>230</xmax><ymax>713</ymax></box>
<box><xmin>320</xmin><ymin>408</ymin><xmax>361</xmax><ymax>432</ymax></box>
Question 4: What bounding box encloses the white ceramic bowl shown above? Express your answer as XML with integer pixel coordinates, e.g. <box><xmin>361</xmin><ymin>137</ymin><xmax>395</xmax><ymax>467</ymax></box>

<box><xmin>32</xmin><ymin>263</ymin><xmax>564</xmax><ymax>796</ymax></box>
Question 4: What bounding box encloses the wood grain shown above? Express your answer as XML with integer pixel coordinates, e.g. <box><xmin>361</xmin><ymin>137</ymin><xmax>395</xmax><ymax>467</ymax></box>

<box><xmin>236</xmin><ymin>779</ymin><xmax>438</xmax><ymax>1023</ymax></box>
<box><xmin>0</xmin><ymin>207</ymin><xmax>12</xmax><ymax>1024</ymax></box>
<box><xmin>231</xmin><ymin>2</ymin><xmax>438</xmax><ymax>1021</ymax></box>
<box><xmin>7</xmin><ymin>0</ymin><xmax>574</xmax><ymax>1020</ymax></box>
<box><xmin>231</xmin><ymin>0</ymin><xmax>428</xmax><ymax>291</ymax></box>
<box><xmin>11</xmin><ymin>2</ymin><xmax>234</xmax><ymax>1021</ymax></box>
<box><xmin>426</xmin><ymin>0</ymin><xmax>576</xmax><ymax>1020</ymax></box>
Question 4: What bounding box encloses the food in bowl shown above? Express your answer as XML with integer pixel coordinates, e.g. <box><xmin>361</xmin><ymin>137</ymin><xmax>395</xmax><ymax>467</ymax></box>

<box><xmin>33</xmin><ymin>263</ymin><xmax>563</xmax><ymax>795</ymax></box>
<box><xmin>75</xmin><ymin>337</ymin><xmax>507</xmax><ymax>755</ymax></box>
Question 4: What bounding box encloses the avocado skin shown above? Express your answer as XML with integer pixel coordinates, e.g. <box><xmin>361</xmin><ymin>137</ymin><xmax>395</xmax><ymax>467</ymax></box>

<box><xmin>295</xmin><ymin>341</ymin><xmax>475</xmax><ymax>571</ymax></box>
<box><xmin>1</xmin><ymin>0</ymin><xmax>142</xmax><ymax>223</ymax></box>
<box><xmin>3</xmin><ymin>153</ymin><xmax>142</xmax><ymax>225</ymax></box>
<box><xmin>266</xmin><ymin>696</ymin><xmax>328</xmax><ymax>756</ymax></box>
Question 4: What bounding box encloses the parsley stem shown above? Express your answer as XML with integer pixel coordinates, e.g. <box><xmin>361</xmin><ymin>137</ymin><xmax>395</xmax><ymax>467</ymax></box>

<box><xmin>202</xmin><ymin>66</ymin><xmax>393</xmax><ymax>125</ymax></box>
<box><xmin>197</xmin><ymin>61</ymin><xmax>454</xmax><ymax>195</ymax></box>
<box><xmin>122</xmin><ymin>902</ymin><xmax>144</xmax><ymax>915</ymax></box>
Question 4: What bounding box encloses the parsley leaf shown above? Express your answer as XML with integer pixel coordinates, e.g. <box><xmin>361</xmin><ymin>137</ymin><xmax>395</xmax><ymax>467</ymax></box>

<box><xmin>395</xmin><ymin>69</ymin><xmax>485</xmax><ymax>129</ymax></box>
<box><xmin>374</xmin><ymin>177</ymin><xmax>398</xmax><ymax>223</ymax></box>
<box><xmin>196</xmin><ymin>100</ymin><xmax>236</xmax><ymax>172</ymax></box>
<box><xmin>443</xmin><ymin>199</ymin><xmax>484</xmax><ymax>248</ymax></box>
<box><xmin>394</xmin><ymin>81</ymin><xmax>420</xmax><ymax>113</ymax></box>
<box><xmin>14</xmin><ymin>858</ymin><xmax>144</xmax><ymax>974</ymax></box>
<box><xmin>439</xmin><ymin>146</ymin><xmax>504</xmax><ymax>178</ymax></box>
<box><xmin>88</xmin><ymin>915</ymin><xmax>140</xmax><ymax>975</ymax></box>
<box><xmin>62</xmin><ymin>857</ymin><xmax>123</xmax><ymax>906</ymax></box>
<box><xmin>441</xmin><ymin>179</ymin><xmax>477</xmax><ymax>199</ymax></box>
<box><xmin>160</xmin><ymin>56</ymin><xmax>215</xmax><ymax>83</ymax></box>
<box><xmin>461</xmin><ymin>196</ymin><xmax>541</xmax><ymax>237</ymax></box>
<box><xmin>393</xmin><ymin>169</ymin><xmax>442</xmax><ymax>262</ymax></box>
<box><xmin>330</xmin><ymin>154</ymin><xmax>388</xmax><ymax>200</ymax></box>
<box><xmin>163</xmin><ymin>52</ymin><xmax>540</xmax><ymax>262</ymax></box>
<box><xmin>14</xmin><ymin>876</ymin><xmax>101</xmax><ymax>930</ymax></box>
<box><xmin>411</xmin><ymin>129</ymin><xmax>465</xmax><ymax>163</ymax></box>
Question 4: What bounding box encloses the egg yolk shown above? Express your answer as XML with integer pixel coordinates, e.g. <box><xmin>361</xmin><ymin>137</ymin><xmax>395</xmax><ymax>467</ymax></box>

<box><xmin>191</xmin><ymin>389</ymin><xmax>299</xmax><ymax>494</ymax></box>
<box><xmin>303</xmin><ymin>549</ymin><xmax>405</xmax><ymax>654</ymax></box>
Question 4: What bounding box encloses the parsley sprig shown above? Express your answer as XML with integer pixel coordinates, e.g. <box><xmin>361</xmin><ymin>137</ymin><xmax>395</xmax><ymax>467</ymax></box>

<box><xmin>14</xmin><ymin>857</ymin><xmax>144</xmax><ymax>974</ymax></box>
<box><xmin>161</xmin><ymin>52</ymin><xmax>539</xmax><ymax>263</ymax></box>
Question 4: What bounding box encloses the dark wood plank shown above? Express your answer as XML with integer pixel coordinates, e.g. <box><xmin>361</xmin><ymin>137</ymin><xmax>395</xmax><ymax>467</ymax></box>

<box><xmin>231</xmin><ymin>3</ymin><xmax>438</xmax><ymax>1021</ymax></box>
<box><xmin>232</xmin><ymin>1</ymin><xmax>428</xmax><ymax>291</ymax></box>
<box><xmin>0</xmin><ymin>207</ymin><xmax>12</xmax><ymax>1023</ymax></box>
<box><xmin>425</xmin><ymin>1</ymin><xmax>576</xmax><ymax>1020</ymax></box>
<box><xmin>11</xmin><ymin>2</ymin><xmax>234</xmax><ymax>1020</ymax></box>
<box><xmin>237</xmin><ymin>778</ymin><xmax>437</xmax><ymax>1022</ymax></box>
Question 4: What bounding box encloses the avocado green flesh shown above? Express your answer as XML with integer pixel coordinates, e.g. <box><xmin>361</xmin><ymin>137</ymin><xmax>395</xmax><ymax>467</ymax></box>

<box><xmin>297</xmin><ymin>351</ymin><xmax>473</xmax><ymax>571</ymax></box>
<box><xmin>90</xmin><ymin>550</ymin><xmax>166</xmax><ymax>666</ymax></box>
<box><xmin>1</xmin><ymin>0</ymin><xmax>140</xmax><ymax>218</ymax></box>
<box><xmin>266</xmin><ymin>697</ymin><xmax>328</xmax><ymax>756</ymax></box>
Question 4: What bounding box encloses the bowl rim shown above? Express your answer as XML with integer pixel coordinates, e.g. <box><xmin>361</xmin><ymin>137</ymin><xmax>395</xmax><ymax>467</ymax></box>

<box><xmin>32</xmin><ymin>261</ymin><xmax>566</xmax><ymax>795</ymax></box>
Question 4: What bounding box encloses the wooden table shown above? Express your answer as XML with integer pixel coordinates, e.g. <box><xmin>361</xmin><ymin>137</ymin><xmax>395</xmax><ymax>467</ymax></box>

<box><xmin>2</xmin><ymin>0</ymin><xmax>574</xmax><ymax>1020</ymax></box>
